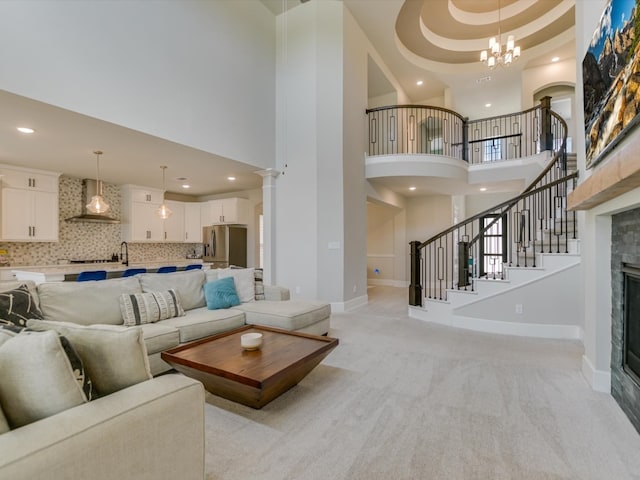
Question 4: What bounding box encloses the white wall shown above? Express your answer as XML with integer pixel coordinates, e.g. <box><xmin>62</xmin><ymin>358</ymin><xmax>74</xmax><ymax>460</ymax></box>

<box><xmin>274</xmin><ymin>2</ymin><xmax>320</xmax><ymax>299</ymax></box>
<box><xmin>342</xmin><ymin>6</ymin><xmax>370</xmax><ymax>301</ymax></box>
<box><xmin>0</xmin><ymin>0</ymin><xmax>276</xmax><ymax>169</ymax></box>
<box><xmin>406</xmin><ymin>195</ymin><xmax>453</xmax><ymax>243</ymax></box>
<box><xmin>455</xmin><ymin>264</ymin><xmax>582</xmax><ymax>330</ymax></box>
<box><xmin>521</xmin><ymin>59</ymin><xmax>576</xmax><ymax>110</ymax></box>
<box><xmin>465</xmin><ymin>192</ymin><xmax>516</xmax><ymax>218</ymax></box>
<box><xmin>368</xmin><ymin>92</ymin><xmax>398</xmax><ymax>109</ymax></box>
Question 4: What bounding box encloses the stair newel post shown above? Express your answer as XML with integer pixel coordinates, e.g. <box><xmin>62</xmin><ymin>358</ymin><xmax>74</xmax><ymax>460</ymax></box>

<box><xmin>540</xmin><ymin>96</ymin><xmax>554</xmax><ymax>152</ymax></box>
<box><xmin>409</xmin><ymin>241</ymin><xmax>422</xmax><ymax>307</ymax></box>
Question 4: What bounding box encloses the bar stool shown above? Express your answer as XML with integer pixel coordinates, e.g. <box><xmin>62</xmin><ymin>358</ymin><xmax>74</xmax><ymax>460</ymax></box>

<box><xmin>156</xmin><ymin>266</ymin><xmax>177</xmax><ymax>274</ymax></box>
<box><xmin>77</xmin><ymin>270</ymin><xmax>107</xmax><ymax>282</ymax></box>
<box><xmin>184</xmin><ymin>264</ymin><xmax>202</xmax><ymax>271</ymax></box>
<box><xmin>122</xmin><ymin>268</ymin><xmax>147</xmax><ymax>277</ymax></box>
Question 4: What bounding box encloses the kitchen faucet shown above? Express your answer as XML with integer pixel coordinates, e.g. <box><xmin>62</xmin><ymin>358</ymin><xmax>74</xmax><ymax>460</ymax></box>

<box><xmin>120</xmin><ymin>241</ymin><xmax>129</xmax><ymax>266</ymax></box>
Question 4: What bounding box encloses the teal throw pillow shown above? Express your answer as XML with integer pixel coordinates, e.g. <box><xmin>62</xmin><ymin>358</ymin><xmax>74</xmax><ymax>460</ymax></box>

<box><xmin>204</xmin><ymin>277</ymin><xmax>241</xmax><ymax>310</ymax></box>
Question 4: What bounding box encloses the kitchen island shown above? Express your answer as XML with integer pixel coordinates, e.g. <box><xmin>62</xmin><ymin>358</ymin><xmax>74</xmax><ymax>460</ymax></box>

<box><xmin>9</xmin><ymin>260</ymin><xmax>210</xmax><ymax>284</ymax></box>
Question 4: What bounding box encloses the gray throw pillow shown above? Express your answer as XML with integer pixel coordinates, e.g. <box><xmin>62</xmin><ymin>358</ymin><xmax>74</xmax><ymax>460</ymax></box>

<box><xmin>26</xmin><ymin>320</ymin><xmax>151</xmax><ymax>396</ymax></box>
<box><xmin>0</xmin><ymin>330</ymin><xmax>90</xmax><ymax>428</ymax></box>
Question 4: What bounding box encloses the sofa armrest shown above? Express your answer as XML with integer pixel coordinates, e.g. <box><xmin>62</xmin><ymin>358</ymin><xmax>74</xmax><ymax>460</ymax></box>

<box><xmin>263</xmin><ymin>285</ymin><xmax>290</xmax><ymax>301</ymax></box>
<box><xmin>0</xmin><ymin>374</ymin><xmax>205</xmax><ymax>480</ymax></box>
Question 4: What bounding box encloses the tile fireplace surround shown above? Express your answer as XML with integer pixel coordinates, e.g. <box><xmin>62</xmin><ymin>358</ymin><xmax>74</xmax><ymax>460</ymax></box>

<box><xmin>611</xmin><ymin>208</ymin><xmax>640</xmax><ymax>433</ymax></box>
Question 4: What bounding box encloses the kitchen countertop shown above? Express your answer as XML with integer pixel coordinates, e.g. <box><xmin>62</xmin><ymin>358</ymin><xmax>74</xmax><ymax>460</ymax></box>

<box><xmin>5</xmin><ymin>259</ymin><xmax>211</xmax><ymax>284</ymax></box>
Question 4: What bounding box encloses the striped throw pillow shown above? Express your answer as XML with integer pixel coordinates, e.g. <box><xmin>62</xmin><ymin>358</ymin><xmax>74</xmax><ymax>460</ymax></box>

<box><xmin>119</xmin><ymin>290</ymin><xmax>185</xmax><ymax>326</ymax></box>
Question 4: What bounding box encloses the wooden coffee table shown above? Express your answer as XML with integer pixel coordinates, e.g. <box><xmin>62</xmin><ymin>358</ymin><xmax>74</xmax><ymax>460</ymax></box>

<box><xmin>161</xmin><ymin>325</ymin><xmax>338</xmax><ymax>408</ymax></box>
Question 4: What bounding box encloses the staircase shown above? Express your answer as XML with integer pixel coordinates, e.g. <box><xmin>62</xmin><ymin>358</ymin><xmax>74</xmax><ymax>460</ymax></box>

<box><xmin>408</xmin><ymin>110</ymin><xmax>582</xmax><ymax>340</ymax></box>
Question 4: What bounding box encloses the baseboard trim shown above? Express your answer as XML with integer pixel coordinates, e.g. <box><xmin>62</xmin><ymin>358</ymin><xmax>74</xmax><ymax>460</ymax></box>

<box><xmin>367</xmin><ymin>279</ymin><xmax>409</xmax><ymax>288</ymax></box>
<box><xmin>409</xmin><ymin>306</ymin><xmax>583</xmax><ymax>340</ymax></box>
<box><xmin>582</xmin><ymin>355</ymin><xmax>611</xmax><ymax>393</ymax></box>
<box><xmin>331</xmin><ymin>294</ymin><xmax>368</xmax><ymax>313</ymax></box>
<box><xmin>452</xmin><ymin>315</ymin><xmax>583</xmax><ymax>340</ymax></box>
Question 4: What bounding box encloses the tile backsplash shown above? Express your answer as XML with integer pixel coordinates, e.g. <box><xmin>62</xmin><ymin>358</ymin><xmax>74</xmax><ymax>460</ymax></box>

<box><xmin>0</xmin><ymin>176</ymin><xmax>202</xmax><ymax>266</ymax></box>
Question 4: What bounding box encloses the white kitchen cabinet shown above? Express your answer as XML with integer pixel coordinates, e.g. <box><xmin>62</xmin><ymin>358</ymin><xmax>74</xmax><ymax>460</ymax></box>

<box><xmin>0</xmin><ymin>164</ymin><xmax>60</xmax><ymax>242</ymax></box>
<box><xmin>163</xmin><ymin>200</ymin><xmax>185</xmax><ymax>242</ymax></box>
<box><xmin>184</xmin><ymin>202</ymin><xmax>202</xmax><ymax>243</ymax></box>
<box><xmin>121</xmin><ymin>185</ymin><xmax>165</xmax><ymax>242</ymax></box>
<box><xmin>202</xmin><ymin>198</ymin><xmax>250</xmax><ymax>225</ymax></box>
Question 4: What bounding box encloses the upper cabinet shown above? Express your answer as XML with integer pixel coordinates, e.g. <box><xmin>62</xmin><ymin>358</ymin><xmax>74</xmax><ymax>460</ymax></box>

<box><xmin>202</xmin><ymin>198</ymin><xmax>250</xmax><ymax>225</ymax></box>
<box><xmin>0</xmin><ymin>164</ymin><xmax>60</xmax><ymax>242</ymax></box>
<box><xmin>122</xmin><ymin>187</ymin><xmax>206</xmax><ymax>243</ymax></box>
<box><xmin>121</xmin><ymin>185</ymin><xmax>165</xmax><ymax>242</ymax></box>
<box><xmin>184</xmin><ymin>202</ymin><xmax>202</xmax><ymax>243</ymax></box>
<box><xmin>163</xmin><ymin>200</ymin><xmax>185</xmax><ymax>243</ymax></box>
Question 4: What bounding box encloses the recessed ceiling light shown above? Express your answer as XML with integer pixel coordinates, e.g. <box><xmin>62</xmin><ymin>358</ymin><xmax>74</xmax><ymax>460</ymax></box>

<box><xmin>551</xmin><ymin>56</ymin><xmax>560</xmax><ymax>62</ymax></box>
<box><xmin>416</xmin><ymin>80</ymin><xmax>423</xmax><ymax>86</ymax></box>
<box><xmin>480</xmin><ymin>187</ymin><xmax>487</xmax><ymax>192</ymax></box>
<box><xmin>485</xmin><ymin>103</ymin><xmax>492</xmax><ymax>108</ymax></box>
<box><xmin>17</xmin><ymin>127</ymin><xmax>34</xmax><ymax>134</ymax></box>
<box><xmin>182</xmin><ymin>184</ymin><xmax>191</xmax><ymax>189</ymax></box>
<box><xmin>227</xmin><ymin>176</ymin><xmax>236</xmax><ymax>181</ymax></box>
<box><xmin>409</xmin><ymin>186</ymin><xmax>417</xmax><ymax>191</ymax></box>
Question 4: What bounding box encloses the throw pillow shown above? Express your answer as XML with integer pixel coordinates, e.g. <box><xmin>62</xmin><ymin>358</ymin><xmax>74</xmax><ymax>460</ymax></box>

<box><xmin>119</xmin><ymin>289</ymin><xmax>185</xmax><ymax>326</ymax></box>
<box><xmin>0</xmin><ymin>330</ymin><xmax>90</xmax><ymax>428</ymax></box>
<box><xmin>0</xmin><ymin>284</ymin><xmax>44</xmax><ymax>328</ymax></box>
<box><xmin>26</xmin><ymin>320</ymin><xmax>152</xmax><ymax>396</ymax></box>
<box><xmin>204</xmin><ymin>277</ymin><xmax>241</xmax><ymax>310</ymax></box>
<box><xmin>254</xmin><ymin>268</ymin><xmax>265</xmax><ymax>301</ymax></box>
<box><xmin>218</xmin><ymin>267</ymin><xmax>255</xmax><ymax>303</ymax></box>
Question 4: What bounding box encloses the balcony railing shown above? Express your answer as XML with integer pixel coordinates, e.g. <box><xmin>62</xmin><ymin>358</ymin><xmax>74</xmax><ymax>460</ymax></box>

<box><xmin>366</xmin><ymin>105</ymin><xmax>466</xmax><ymax>159</ymax></box>
<box><xmin>366</xmin><ymin>99</ymin><xmax>560</xmax><ymax>164</ymax></box>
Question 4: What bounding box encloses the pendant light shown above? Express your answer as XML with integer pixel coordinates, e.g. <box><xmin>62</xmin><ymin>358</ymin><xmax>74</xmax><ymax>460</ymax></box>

<box><xmin>157</xmin><ymin>166</ymin><xmax>173</xmax><ymax>219</ymax></box>
<box><xmin>86</xmin><ymin>150</ymin><xmax>110</xmax><ymax>214</ymax></box>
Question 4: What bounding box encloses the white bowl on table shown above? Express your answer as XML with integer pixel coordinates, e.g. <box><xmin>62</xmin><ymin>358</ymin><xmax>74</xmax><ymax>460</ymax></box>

<box><xmin>241</xmin><ymin>332</ymin><xmax>263</xmax><ymax>351</ymax></box>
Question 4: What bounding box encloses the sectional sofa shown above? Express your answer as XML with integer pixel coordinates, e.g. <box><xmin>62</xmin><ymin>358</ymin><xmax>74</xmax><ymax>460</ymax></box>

<box><xmin>0</xmin><ymin>269</ymin><xmax>332</xmax><ymax>479</ymax></box>
<box><xmin>35</xmin><ymin>268</ymin><xmax>331</xmax><ymax>375</ymax></box>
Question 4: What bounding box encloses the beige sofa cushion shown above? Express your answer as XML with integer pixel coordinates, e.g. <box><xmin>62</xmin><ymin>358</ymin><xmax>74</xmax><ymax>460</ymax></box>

<box><xmin>160</xmin><ymin>307</ymin><xmax>245</xmax><ymax>343</ymax></box>
<box><xmin>37</xmin><ymin>277</ymin><xmax>141</xmax><ymax>326</ymax></box>
<box><xmin>217</xmin><ymin>268</ymin><xmax>255</xmax><ymax>302</ymax></box>
<box><xmin>140</xmin><ymin>323</ymin><xmax>180</xmax><ymax>355</ymax></box>
<box><xmin>234</xmin><ymin>300</ymin><xmax>331</xmax><ymax>331</ymax></box>
<box><xmin>0</xmin><ymin>330</ymin><xmax>89</xmax><ymax>428</ymax></box>
<box><xmin>0</xmin><ymin>405</ymin><xmax>8</xmax><ymax>434</ymax></box>
<box><xmin>27</xmin><ymin>320</ymin><xmax>151</xmax><ymax>396</ymax></box>
<box><xmin>138</xmin><ymin>270</ymin><xmax>206</xmax><ymax>310</ymax></box>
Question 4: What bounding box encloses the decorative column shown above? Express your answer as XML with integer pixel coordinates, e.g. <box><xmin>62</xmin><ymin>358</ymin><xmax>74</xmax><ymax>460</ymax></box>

<box><xmin>255</xmin><ymin>168</ymin><xmax>280</xmax><ymax>285</ymax></box>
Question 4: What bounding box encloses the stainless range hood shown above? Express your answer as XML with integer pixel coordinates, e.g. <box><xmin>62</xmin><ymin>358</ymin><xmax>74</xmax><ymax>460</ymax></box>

<box><xmin>65</xmin><ymin>179</ymin><xmax>120</xmax><ymax>224</ymax></box>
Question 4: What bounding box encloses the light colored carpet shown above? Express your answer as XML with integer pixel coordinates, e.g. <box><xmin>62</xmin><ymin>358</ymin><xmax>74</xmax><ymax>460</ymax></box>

<box><xmin>204</xmin><ymin>286</ymin><xmax>640</xmax><ymax>480</ymax></box>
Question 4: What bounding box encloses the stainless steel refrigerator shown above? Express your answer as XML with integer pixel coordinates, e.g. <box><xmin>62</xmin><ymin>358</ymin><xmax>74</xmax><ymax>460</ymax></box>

<box><xmin>202</xmin><ymin>225</ymin><xmax>247</xmax><ymax>268</ymax></box>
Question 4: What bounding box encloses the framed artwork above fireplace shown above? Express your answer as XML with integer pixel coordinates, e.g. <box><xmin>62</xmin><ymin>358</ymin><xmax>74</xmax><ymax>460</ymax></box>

<box><xmin>583</xmin><ymin>0</ymin><xmax>640</xmax><ymax>169</ymax></box>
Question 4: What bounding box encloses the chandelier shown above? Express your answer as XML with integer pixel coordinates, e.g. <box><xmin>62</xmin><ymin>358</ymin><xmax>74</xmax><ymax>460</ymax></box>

<box><xmin>480</xmin><ymin>1</ymin><xmax>521</xmax><ymax>69</ymax></box>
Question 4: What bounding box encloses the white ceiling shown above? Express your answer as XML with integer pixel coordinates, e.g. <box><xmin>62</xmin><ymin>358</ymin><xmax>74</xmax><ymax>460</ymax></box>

<box><xmin>0</xmin><ymin>0</ymin><xmax>574</xmax><ymax>198</ymax></box>
<box><xmin>0</xmin><ymin>90</ymin><xmax>262</xmax><ymax>197</ymax></box>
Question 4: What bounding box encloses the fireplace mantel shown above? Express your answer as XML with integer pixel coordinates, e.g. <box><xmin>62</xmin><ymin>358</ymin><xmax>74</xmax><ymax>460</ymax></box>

<box><xmin>568</xmin><ymin>133</ymin><xmax>640</xmax><ymax>210</ymax></box>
